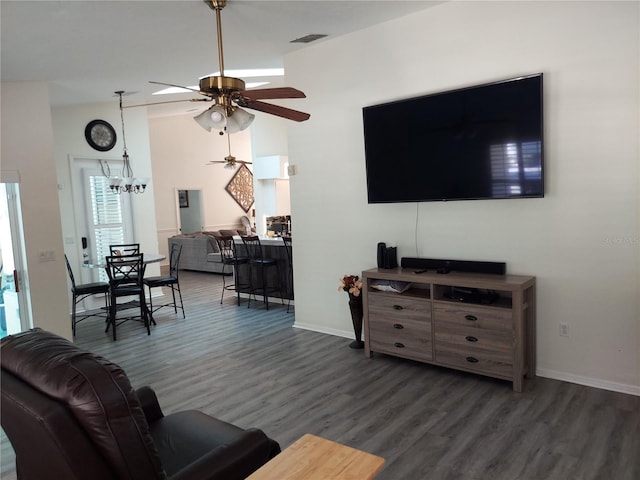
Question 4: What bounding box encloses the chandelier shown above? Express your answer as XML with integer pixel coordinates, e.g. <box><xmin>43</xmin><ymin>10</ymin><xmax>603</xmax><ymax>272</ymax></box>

<box><xmin>109</xmin><ymin>91</ymin><xmax>149</xmax><ymax>194</ymax></box>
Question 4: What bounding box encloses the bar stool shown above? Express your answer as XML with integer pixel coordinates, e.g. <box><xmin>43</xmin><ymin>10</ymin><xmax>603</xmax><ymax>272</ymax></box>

<box><xmin>282</xmin><ymin>236</ymin><xmax>293</xmax><ymax>313</ymax></box>
<box><xmin>241</xmin><ymin>235</ymin><xmax>284</xmax><ymax>310</ymax></box>
<box><xmin>211</xmin><ymin>234</ymin><xmax>249</xmax><ymax>305</ymax></box>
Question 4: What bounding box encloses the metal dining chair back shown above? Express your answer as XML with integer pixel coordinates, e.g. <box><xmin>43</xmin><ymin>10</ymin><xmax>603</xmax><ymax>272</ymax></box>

<box><xmin>64</xmin><ymin>254</ymin><xmax>110</xmax><ymax>336</ymax></box>
<box><xmin>110</xmin><ymin>243</ymin><xmax>140</xmax><ymax>256</ymax></box>
<box><xmin>105</xmin><ymin>253</ymin><xmax>149</xmax><ymax>340</ymax></box>
<box><xmin>143</xmin><ymin>244</ymin><xmax>185</xmax><ymax>318</ymax></box>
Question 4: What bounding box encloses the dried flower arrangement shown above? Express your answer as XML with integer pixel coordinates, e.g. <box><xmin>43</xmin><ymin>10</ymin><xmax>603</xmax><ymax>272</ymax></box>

<box><xmin>338</xmin><ymin>274</ymin><xmax>363</xmax><ymax>298</ymax></box>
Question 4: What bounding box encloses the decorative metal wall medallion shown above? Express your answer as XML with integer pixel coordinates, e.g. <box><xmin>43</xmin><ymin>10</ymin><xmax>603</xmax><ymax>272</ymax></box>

<box><xmin>225</xmin><ymin>164</ymin><xmax>254</xmax><ymax>212</ymax></box>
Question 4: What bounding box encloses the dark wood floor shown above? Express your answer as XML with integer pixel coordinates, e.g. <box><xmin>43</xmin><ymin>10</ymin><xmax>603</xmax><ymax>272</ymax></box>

<box><xmin>2</xmin><ymin>270</ymin><xmax>639</xmax><ymax>479</ymax></box>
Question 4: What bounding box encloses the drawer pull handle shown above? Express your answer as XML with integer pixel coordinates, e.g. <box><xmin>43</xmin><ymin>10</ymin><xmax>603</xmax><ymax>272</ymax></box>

<box><xmin>394</xmin><ymin>342</ymin><xmax>405</xmax><ymax>348</ymax></box>
<box><xmin>393</xmin><ymin>323</ymin><xmax>404</xmax><ymax>329</ymax></box>
<box><xmin>464</xmin><ymin>314</ymin><xmax>478</xmax><ymax>322</ymax></box>
<box><xmin>392</xmin><ymin>305</ymin><xmax>404</xmax><ymax>311</ymax></box>
<box><xmin>466</xmin><ymin>356</ymin><xmax>479</xmax><ymax>363</ymax></box>
<box><xmin>465</xmin><ymin>336</ymin><xmax>478</xmax><ymax>342</ymax></box>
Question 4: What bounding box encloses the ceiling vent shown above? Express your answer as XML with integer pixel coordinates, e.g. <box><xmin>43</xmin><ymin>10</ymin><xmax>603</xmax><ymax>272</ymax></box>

<box><xmin>290</xmin><ymin>34</ymin><xmax>328</xmax><ymax>44</ymax></box>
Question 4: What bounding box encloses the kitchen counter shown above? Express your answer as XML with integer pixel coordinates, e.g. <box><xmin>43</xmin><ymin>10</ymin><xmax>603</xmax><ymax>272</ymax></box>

<box><xmin>233</xmin><ymin>236</ymin><xmax>293</xmax><ymax>300</ymax></box>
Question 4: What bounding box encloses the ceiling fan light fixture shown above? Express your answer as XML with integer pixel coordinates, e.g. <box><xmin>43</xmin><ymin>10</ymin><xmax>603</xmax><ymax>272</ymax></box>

<box><xmin>210</xmin><ymin>109</ymin><xmax>226</xmax><ymax>125</ymax></box>
<box><xmin>194</xmin><ymin>110</ymin><xmax>213</xmax><ymax>132</ymax></box>
<box><xmin>194</xmin><ymin>105</ymin><xmax>227</xmax><ymax>131</ymax></box>
<box><xmin>226</xmin><ymin>107</ymin><xmax>255</xmax><ymax>133</ymax></box>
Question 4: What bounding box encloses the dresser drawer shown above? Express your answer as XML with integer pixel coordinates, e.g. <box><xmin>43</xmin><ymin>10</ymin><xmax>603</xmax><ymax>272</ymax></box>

<box><xmin>433</xmin><ymin>302</ymin><xmax>512</xmax><ymax>331</ymax></box>
<box><xmin>434</xmin><ymin>323</ymin><xmax>513</xmax><ymax>353</ymax></box>
<box><xmin>369</xmin><ymin>329</ymin><xmax>432</xmax><ymax>362</ymax></box>
<box><xmin>435</xmin><ymin>321</ymin><xmax>513</xmax><ymax>377</ymax></box>
<box><xmin>434</xmin><ymin>342</ymin><xmax>513</xmax><ymax>378</ymax></box>
<box><xmin>368</xmin><ymin>293</ymin><xmax>431</xmax><ymax>322</ymax></box>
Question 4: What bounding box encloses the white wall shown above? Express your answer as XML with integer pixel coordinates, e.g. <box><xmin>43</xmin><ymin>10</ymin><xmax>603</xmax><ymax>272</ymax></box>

<box><xmin>0</xmin><ymin>82</ymin><xmax>70</xmax><ymax>338</ymax></box>
<box><xmin>251</xmin><ymin>114</ymin><xmax>290</xmax><ymax>235</ymax></box>
<box><xmin>287</xmin><ymin>1</ymin><xmax>639</xmax><ymax>394</ymax></box>
<box><xmin>53</xmin><ymin>103</ymin><xmax>161</xmax><ymax>279</ymax></box>
<box><xmin>148</xmin><ymin>114</ymin><xmax>252</xmax><ymax>258</ymax></box>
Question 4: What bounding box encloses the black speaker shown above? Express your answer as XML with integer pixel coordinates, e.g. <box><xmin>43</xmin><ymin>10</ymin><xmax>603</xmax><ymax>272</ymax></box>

<box><xmin>377</xmin><ymin>242</ymin><xmax>386</xmax><ymax>268</ymax></box>
<box><xmin>376</xmin><ymin>243</ymin><xmax>398</xmax><ymax>269</ymax></box>
<box><xmin>400</xmin><ymin>257</ymin><xmax>506</xmax><ymax>275</ymax></box>
<box><xmin>383</xmin><ymin>247</ymin><xmax>397</xmax><ymax>269</ymax></box>
<box><xmin>81</xmin><ymin>237</ymin><xmax>88</xmax><ymax>249</ymax></box>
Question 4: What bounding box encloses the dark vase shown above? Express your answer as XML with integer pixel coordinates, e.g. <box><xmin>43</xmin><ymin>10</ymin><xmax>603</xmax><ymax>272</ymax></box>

<box><xmin>348</xmin><ymin>293</ymin><xmax>364</xmax><ymax>349</ymax></box>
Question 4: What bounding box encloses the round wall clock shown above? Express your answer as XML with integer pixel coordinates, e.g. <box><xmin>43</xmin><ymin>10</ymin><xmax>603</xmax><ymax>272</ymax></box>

<box><xmin>85</xmin><ymin>119</ymin><xmax>117</xmax><ymax>151</ymax></box>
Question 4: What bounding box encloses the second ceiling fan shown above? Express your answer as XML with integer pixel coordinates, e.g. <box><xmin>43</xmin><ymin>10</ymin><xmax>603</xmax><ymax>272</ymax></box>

<box><xmin>151</xmin><ymin>0</ymin><xmax>310</xmax><ymax>134</ymax></box>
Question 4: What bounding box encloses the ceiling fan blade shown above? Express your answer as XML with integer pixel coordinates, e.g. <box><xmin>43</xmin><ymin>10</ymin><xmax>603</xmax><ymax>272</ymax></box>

<box><xmin>240</xmin><ymin>99</ymin><xmax>310</xmax><ymax>122</ymax></box>
<box><xmin>149</xmin><ymin>80</ymin><xmax>208</xmax><ymax>95</ymax></box>
<box><xmin>124</xmin><ymin>98</ymin><xmax>212</xmax><ymax>109</ymax></box>
<box><xmin>240</xmin><ymin>87</ymin><xmax>306</xmax><ymax>100</ymax></box>
<box><xmin>206</xmin><ymin>160</ymin><xmax>252</xmax><ymax>166</ymax></box>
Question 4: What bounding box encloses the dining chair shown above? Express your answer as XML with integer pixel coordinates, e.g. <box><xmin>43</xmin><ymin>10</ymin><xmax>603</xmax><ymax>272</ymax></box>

<box><xmin>241</xmin><ymin>235</ymin><xmax>284</xmax><ymax>310</ymax></box>
<box><xmin>281</xmin><ymin>236</ymin><xmax>294</xmax><ymax>313</ymax></box>
<box><xmin>64</xmin><ymin>254</ymin><xmax>110</xmax><ymax>336</ymax></box>
<box><xmin>143</xmin><ymin>243</ymin><xmax>185</xmax><ymax>318</ymax></box>
<box><xmin>211</xmin><ymin>234</ymin><xmax>249</xmax><ymax>305</ymax></box>
<box><xmin>110</xmin><ymin>243</ymin><xmax>140</xmax><ymax>256</ymax></box>
<box><xmin>105</xmin><ymin>253</ymin><xmax>149</xmax><ymax>340</ymax></box>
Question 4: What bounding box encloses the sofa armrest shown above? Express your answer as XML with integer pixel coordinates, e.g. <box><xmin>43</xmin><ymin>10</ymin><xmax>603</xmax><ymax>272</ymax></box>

<box><xmin>135</xmin><ymin>386</ymin><xmax>165</xmax><ymax>423</ymax></box>
<box><xmin>170</xmin><ymin>428</ymin><xmax>276</xmax><ymax>480</ymax></box>
<box><xmin>204</xmin><ymin>234</ymin><xmax>220</xmax><ymax>254</ymax></box>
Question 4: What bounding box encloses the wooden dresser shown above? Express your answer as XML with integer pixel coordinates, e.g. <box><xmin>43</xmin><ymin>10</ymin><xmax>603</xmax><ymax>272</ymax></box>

<box><xmin>362</xmin><ymin>267</ymin><xmax>536</xmax><ymax>392</ymax></box>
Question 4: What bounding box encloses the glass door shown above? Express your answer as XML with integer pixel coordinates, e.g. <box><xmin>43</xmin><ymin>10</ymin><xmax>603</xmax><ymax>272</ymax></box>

<box><xmin>0</xmin><ymin>182</ymin><xmax>33</xmax><ymax>338</ymax></box>
<box><xmin>68</xmin><ymin>159</ymin><xmax>133</xmax><ymax>285</ymax></box>
<box><xmin>83</xmin><ymin>169</ymin><xmax>133</xmax><ymax>283</ymax></box>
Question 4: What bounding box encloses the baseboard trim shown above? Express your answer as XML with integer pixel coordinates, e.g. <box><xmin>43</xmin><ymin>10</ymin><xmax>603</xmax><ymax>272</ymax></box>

<box><xmin>536</xmin><ymin>368</ymin><xmax>639</xmax><ymax>396</ymax></box>
<box><xmin>293</xmin><ymin>322</ymin><xmax>353</xmax><ymax>340</ymax></box>
<box><xmin>292</xmin><ymin>323</ymin><xmax>639</xmax><ymax>397</ymax></box>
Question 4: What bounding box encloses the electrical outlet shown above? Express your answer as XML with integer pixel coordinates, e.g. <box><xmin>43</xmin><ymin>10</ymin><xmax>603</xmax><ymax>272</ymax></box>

<box><xmin>559</xmin><ymin>322</ymin><xmax>569</xmax><ymax>337</ymax></box>
<box><xmin>38</xmin><ymin>250</ymin><xmax>56</xmax><ymax>263</ymax></box>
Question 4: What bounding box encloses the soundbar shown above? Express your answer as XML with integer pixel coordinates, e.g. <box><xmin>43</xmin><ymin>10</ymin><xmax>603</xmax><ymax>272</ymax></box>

<box><xmin>400</xmin><ymin>257</ymin><xmax>506</xmax><ymax>275</ymax></box>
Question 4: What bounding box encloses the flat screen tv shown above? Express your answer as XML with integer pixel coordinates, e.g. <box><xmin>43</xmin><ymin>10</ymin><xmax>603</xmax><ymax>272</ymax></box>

<box><xmin>363</xmin><ymin>74</ymin><xmax>544</xmax><ymax>203</ymax></box>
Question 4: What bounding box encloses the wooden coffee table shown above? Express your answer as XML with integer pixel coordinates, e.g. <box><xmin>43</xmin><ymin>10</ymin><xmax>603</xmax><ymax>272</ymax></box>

<box><xmin>246</xmin><ymin>433</ymin><xmax>385</xmax><ymax>480</ymax></box>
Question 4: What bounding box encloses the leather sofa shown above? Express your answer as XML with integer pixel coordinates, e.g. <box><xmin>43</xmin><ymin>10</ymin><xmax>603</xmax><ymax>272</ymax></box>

<box><xmin>1</xmin><ymin>329</ymin><xmax>280</xmax><ymax>479</ymax></box>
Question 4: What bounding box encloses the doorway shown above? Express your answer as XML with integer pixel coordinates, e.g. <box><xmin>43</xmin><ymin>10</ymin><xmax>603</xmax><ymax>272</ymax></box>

<box><xmin>0</xmin><ymin>181</ymin><xmax>33</xmax><ymax>338</ymax></box>
<box><xmin>70</xmin><ymin>157</ymin><xmax>134</xmax><ymax>284</ymax></box>
<box><xmin>176</xmin><ymin>189</ymin><xmax>204</xmax><ymax>234</ymax></box>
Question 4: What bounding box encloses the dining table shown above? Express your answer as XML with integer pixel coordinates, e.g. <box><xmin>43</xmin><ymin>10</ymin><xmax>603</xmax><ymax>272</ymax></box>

<box><xmin>82</xmin><ymin>253</ymin><xmax>166</xmax><ymax>324</ymax></box>
<box><xmin>82</xmin><ymin>253</ymin><xmax>166</xmax><ymax>269</ymax></box>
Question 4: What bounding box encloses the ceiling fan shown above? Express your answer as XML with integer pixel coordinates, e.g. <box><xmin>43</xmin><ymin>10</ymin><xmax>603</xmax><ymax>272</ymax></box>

<box><xmin>150</xmin><ymin>0</ymin><xmax>310</xmax><ymax>133</ymax></box>
<box><xmin>206</xmin><ymin>134</ymin><xmax>252</xmax><ymax>169</ymax></box>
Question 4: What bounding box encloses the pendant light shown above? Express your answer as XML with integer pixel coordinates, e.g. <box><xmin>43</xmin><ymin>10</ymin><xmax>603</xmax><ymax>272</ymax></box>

<box><xmin>109</xmin><ymin>91</ymin><xmax>149</xmax><ymax>194</ymax></box>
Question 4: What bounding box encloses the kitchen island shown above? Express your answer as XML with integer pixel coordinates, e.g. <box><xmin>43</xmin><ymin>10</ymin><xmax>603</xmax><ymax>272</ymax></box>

<box><xmin>233</xmin><ymin>236</ymin><xmax>293</xmax><ymax>301</ymax></box>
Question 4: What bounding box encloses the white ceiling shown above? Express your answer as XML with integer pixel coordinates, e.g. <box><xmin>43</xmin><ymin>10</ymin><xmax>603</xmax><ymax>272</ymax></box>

<box><xmin>1</xmin><ymin>0</ymin><xmax>440</xmax><ymax>117</ymax></box>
